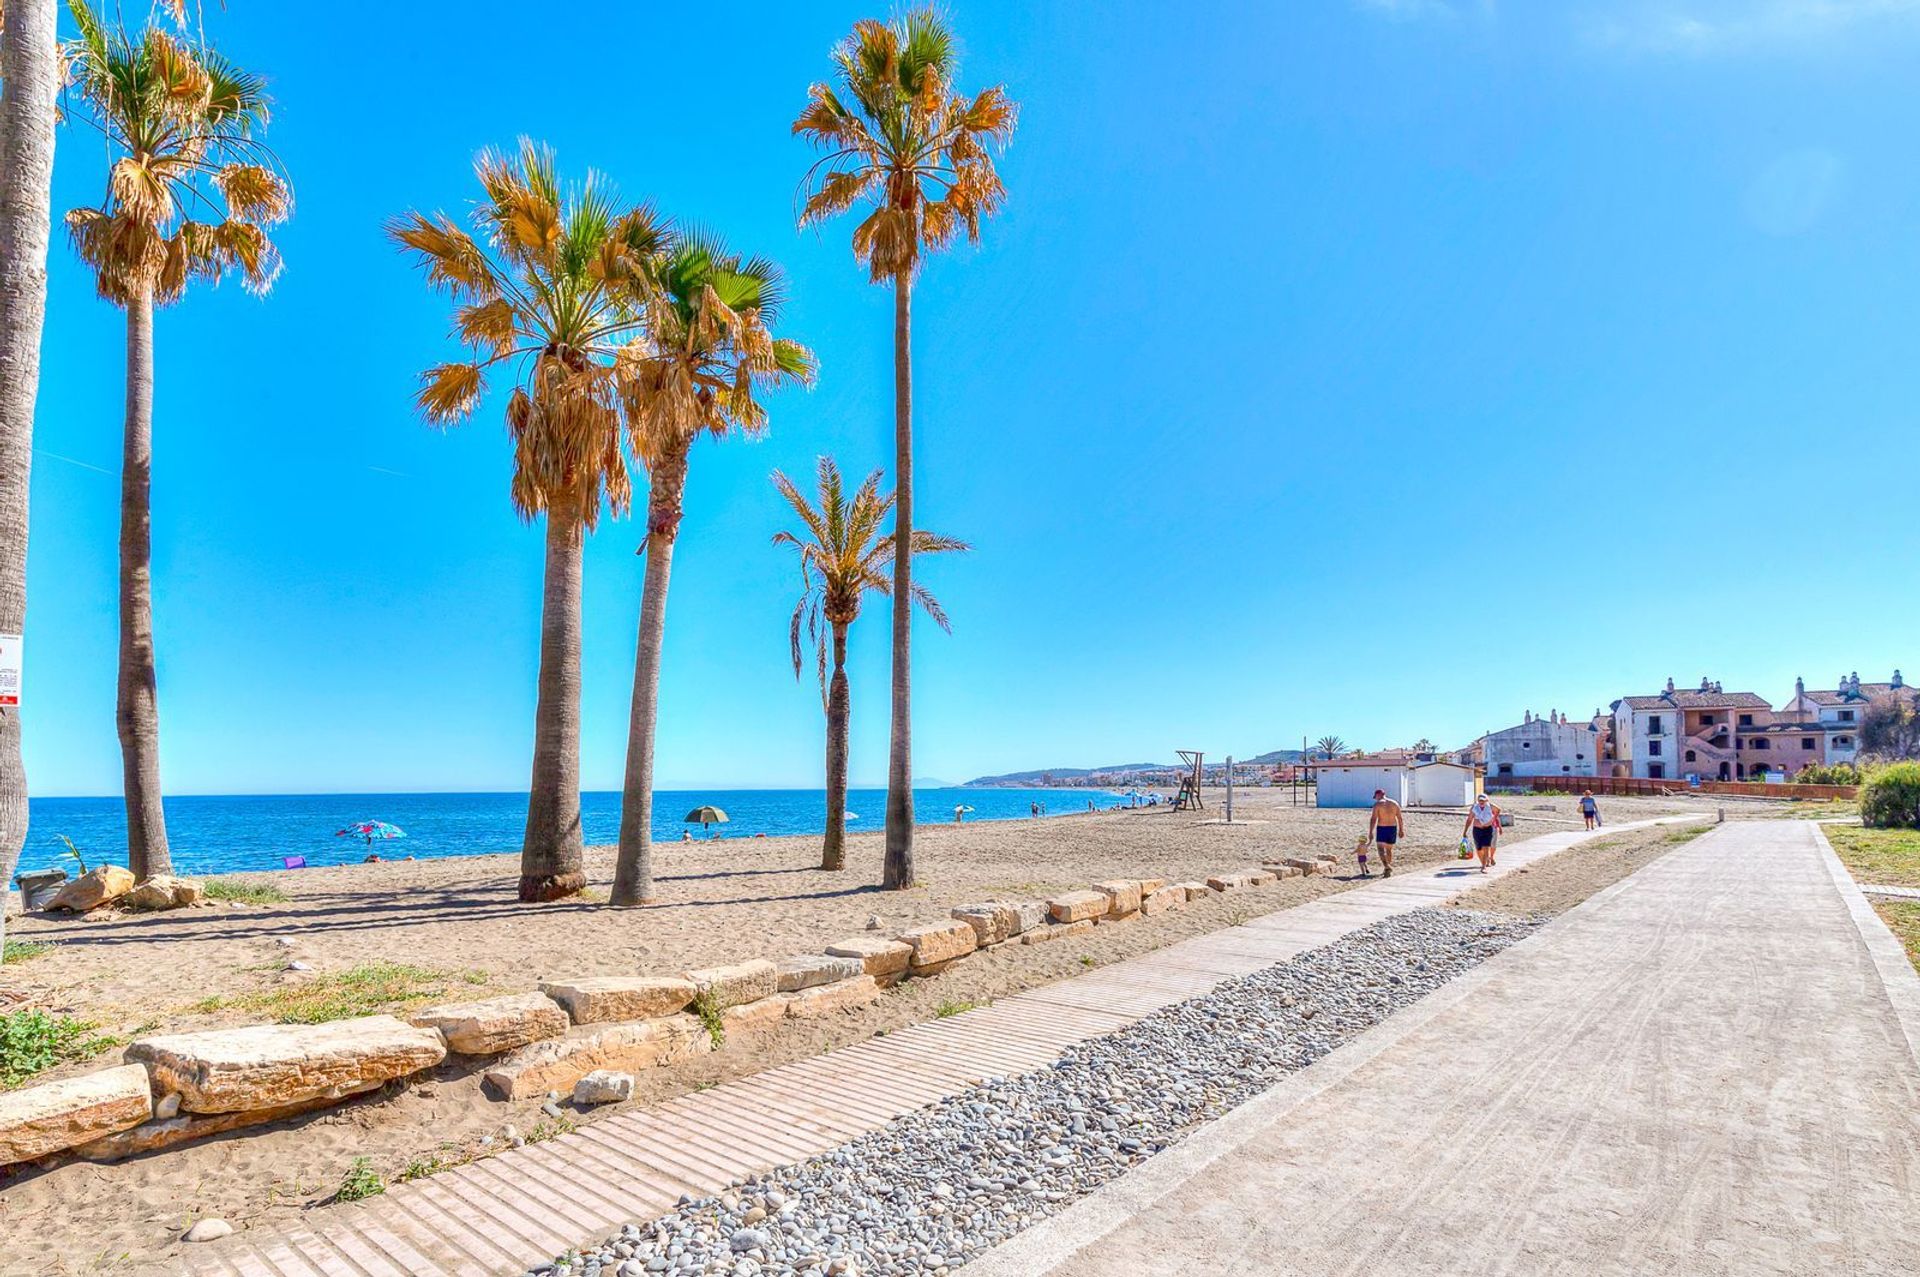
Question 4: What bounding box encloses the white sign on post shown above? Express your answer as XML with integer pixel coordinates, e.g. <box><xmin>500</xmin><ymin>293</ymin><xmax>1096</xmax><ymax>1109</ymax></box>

<box><xmin>0</xmin><ymin>633</ymin><xmax>20</xmax><ymax>707</ymax></box>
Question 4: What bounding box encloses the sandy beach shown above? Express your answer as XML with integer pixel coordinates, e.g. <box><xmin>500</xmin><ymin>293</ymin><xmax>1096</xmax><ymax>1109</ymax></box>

<box><xmin>1</xmin><ymin>788</ymin><xmax>1707</xmax><ymax>1273</ymax></box>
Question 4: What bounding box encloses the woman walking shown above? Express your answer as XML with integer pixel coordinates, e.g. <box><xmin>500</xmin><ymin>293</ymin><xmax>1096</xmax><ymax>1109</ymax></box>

<box><xmin>1463</xmin><ymin>794</ymin><xmax>1502</xmax><ymax>872</ymax></box>
<box><xmin>1579</xmin><ymin>789</ymin><xmax>1601</xmax><ymax>830</ymax></box>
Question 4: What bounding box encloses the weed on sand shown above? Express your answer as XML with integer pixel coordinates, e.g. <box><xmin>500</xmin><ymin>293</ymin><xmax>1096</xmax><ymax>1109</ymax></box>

<box><xmin>197</xmin><ymin>962</ymin><xmax>477</xmax><ymax>1025</ymax></box>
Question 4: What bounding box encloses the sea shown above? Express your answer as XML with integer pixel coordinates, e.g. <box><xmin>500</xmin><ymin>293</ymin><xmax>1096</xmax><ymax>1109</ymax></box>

<box><xmin>17</xmin><ymin>787</ymin><xmax>1131</xmax><ymax>879</ymax></box>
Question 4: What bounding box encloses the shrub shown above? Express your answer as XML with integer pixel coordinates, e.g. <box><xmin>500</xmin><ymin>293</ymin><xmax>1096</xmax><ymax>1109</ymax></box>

<box><xmin>1796</xmin><ymin>762</ymin><xmax>1865</xmax><ymax>787</ymax></box>
<box><xmin>203</xmin><ymin>879</ymin><xmax>289</xmax><ymax>904</ymax></box>
<box><xmin>335</xmin><ymin>1156</ymin><xmax>385</xmax><ymax>1202</ymax></box>
<box><xmin>0</xmin><ymin>1011</ymin><xmax>116</xmax><ymax>1089</ymax></box>
<box><xmin>2</xmin><ymin>939</ymin><xmax>53</xmax><ymax>965</ymax></box>
<box><xmin>1861</xmin><ymin>762</ymin><xmax>1920</xmax><ymax>830</ymax></box>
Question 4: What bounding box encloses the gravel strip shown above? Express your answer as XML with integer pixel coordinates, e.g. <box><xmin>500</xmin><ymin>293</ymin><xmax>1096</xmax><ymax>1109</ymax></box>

<box><xmin>531</xmin><ymin>907</ymin><xmax>1543</xmax><ymax>1277</ymax></box>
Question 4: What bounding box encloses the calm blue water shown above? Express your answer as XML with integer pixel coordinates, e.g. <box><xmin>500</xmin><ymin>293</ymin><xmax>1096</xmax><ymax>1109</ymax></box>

<box><xmin>18</xmin><ymin>788</ymin><xmax>1129</xmax><ymax>878</ymax></box>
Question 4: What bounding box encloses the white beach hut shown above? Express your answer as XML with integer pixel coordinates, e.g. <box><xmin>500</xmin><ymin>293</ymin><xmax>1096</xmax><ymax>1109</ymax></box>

<box><xmin>1314</xmin><ymin>755</ymin><xmax>1478</xmax><ymax>809</ymax></box>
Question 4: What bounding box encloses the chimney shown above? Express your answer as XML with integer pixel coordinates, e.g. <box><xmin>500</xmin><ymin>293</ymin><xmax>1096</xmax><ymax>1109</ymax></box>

<box><xmin>1666</xmin><ymin>677</ymin><xmax>1676</xmax><ymax>694</ymax></box>
<box><xmin>1895</xmin><ymin>669</ymin><xmax>1906</xmax><ymax>689</ymax></box>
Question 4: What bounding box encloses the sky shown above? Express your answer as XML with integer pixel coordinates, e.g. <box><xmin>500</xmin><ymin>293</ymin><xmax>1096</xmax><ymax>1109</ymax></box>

<box><xmin>21</xmin><ymin>0</ymin><xmax>1920</xmax><ymax>796</ymax></box>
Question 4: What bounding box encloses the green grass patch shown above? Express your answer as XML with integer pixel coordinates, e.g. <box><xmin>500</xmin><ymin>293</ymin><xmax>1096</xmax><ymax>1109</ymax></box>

<box><xmin>0</xmin><ymin>1010</ymin><xmax>121</xmax><ymax>1090</ymax></box>
<box><xmin>689</xmin><ymin>991</ymin><xmax>725</xmax><ymax>1049</ymax></box>
<box><xmin>1873</xmin><ymin>901</ymin><xmax>1920</xmax><ymax>975</ymax></box>
<box><xmin>2</xmin><ymin>939</ymin><xmax>53</xmax><ymax>964</ymax></box>
<box><xmin>1828</xmin><ymin>825</ymin><xmax>1920</xmax><ymax>889</ymax></box>
<box><xmin>527</xmin><ymin>1116</ymin><xmax>575</xmax><ymax>1144</ymax></box>
<box><xmin>1662</xmin><ymin>824</ymin><xmax>1711</xmax><ymax>845</ymax></box>
<box><xmin>230</xmin><ymin>962</ymin><xmax>457</xmax><ymax>1025</ymax></box>
<box><xmin>334</xmin><ymin>1156</ymin><xmax>385</xmax><ymax>1202</ymax></box>
<box><xmin>934</xmin><ymin>998</ymin><xmax>984</xmax><ymax>1019</ymax></box>
<box><xmin>203</xmin><ymin>879</ymin><xmax>289</xmax><ymax>905</ymax></box>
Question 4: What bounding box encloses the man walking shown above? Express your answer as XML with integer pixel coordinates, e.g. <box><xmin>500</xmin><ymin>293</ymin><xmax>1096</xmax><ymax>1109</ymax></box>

<box><xmin>1463</xmin><ymin>793</ymin><xmax>1502</xmax><ymax>872</ymax></box>
<box><xmin>1367</xmin><ymin>787</ymin><xmax>1403</xmax><ymax>878</ymax></box>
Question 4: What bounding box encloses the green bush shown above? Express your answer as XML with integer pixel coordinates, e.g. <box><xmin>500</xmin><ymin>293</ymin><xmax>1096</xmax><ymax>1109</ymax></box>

<box><xmin>1796</xmin><ymin>762</ymin><xmax>1865</xmax><ymax>787</ymax></box>
<box><xmin>0</xmin><ymin>1010</ymin><xmax>115</xmax><ymax>1090</ymax></box>
<box><xmin>1861</xmin><ymin>761</ymin><xmax>1920</xmax><ymax>830</ymax></box>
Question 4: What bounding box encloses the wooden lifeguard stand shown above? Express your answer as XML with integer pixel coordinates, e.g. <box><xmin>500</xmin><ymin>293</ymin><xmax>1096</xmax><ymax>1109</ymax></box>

<box><xmin>1173</xmin><ymin>750</ymin><xmax>1205</xmax><ymax>811</ymax></box>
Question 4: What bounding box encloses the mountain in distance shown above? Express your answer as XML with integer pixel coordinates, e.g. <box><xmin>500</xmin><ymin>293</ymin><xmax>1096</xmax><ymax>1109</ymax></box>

<box><xmin>966</xmin><ymin>749</ymin><xmax>1307</xmax><ymax>788</ymax></box>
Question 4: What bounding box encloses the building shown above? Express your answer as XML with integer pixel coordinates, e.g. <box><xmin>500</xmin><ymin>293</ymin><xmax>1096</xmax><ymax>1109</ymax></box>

<box><xmin>1484</xmin><ymin>709</ymin><xmax>1602</xmax><ymax>781</ymax></box>
<box><xmin>1314</xmin><ymin>754</ymin><xmax>1479</xmax><ymax>809</ymax></box>
<box><xmin>1776</xmin><ymin>670</ymin><xmax>1912</xmax><ymax>767</ymax></box>
<box><xmin>1609</xmin><ymin>679</ymin><xmax>1773</xmax><ymax>781</ymax></box>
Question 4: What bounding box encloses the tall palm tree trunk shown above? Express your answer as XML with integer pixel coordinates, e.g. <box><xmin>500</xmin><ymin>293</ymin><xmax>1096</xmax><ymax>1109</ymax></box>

<box><xmin>118</xmin><ymin>284</ymin><xmax>171</xmax><ymax>880</ymax></box>
<box><xmin>882</xmin><ymin>270</ymin><xmax>914</xmax><ymax>890</ymax></box>
<box><xmin>612</xmin><ymin>442</ymin><xmax>690</xmax><ymax>907</ymax></box>
<box><xmin>519</xmin><ymin>503</ymin><xmax>586</xmax><ymax>901</ymax></box>
<box><xmin>821</xmin><ymin>623</ymin><xmax>850</xmax><ymax>872</ymax></box>
<box><xmin>0</xmin><ymin>0</ymin><xmax>61</xmax><ymax>950</ymax></box>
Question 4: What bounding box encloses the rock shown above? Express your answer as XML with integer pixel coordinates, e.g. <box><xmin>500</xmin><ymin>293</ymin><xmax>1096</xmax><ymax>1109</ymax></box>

<box><xmin>122</xmin><ymin>874</ymin><xmax>204</xmax><ymax>911</ymax></box>
<box><xmin>774</xmin><ymin>955</ymin><xmax>865</xmax><ymax>993</ymax></box>
<box><xmin>409</xmin><ymin>991</ymin><xmax>569</xmax><ymax>1055</ymax></box>
<box><xmin>126</xmin><ymin>1016</ymin><xmax>446</xmax><ymax>1115</ymax></box>
<box><xmin>1094</xmin><ymin>879</ymin><xmax>1142</xmax><ymax>920</ymax></box>
<box><xmin>720</xmin><ymin>997</ymin><xmax>789</xmax><ymax>1036</ymax></box>
<box><xmin>73</xmin><ymin>1094</ymin><xmax>341</xmax><ymax>1162</ymax></box>
<box><xmin>1206</xmin><ymin>872</ymin><xmax>1257</xmax><ymax>892</ymax></box>
<box><xmin>287</xmin><ymin>961</ymin><xmax>315</xmax><ymax>972</ymax></box>
<box><xmin>153</xmin><ymin>1093</ymin><xmax>180</xmax><ymax>1121</ymax></box>
<box><xmin>823</xmin><ymin>936</ymin><xmax>913</xmax><ymax>979</ymax></box>
<box><xmin>1031</xmin><ymin>919</ymin><xmax>1096</xmax><ymax>942</ymax></box>
<box><xmin>1280</xmin><ymin>858</ymin><xmax>1322</xmax><ymax>876</ymax></box>
<box><xmin>781</xmin><ymin>975</ymin><xmax>880</xmax><ymax>1019</ymax></box>
<box><xmin>1248</xmin><ymin>870</ymin><xmax>1277</xmax><ymax>887</ymax></box>
<box><xmin>1012</xmin><ymin>901</ymin><xmax>1050</xmax><ymax>935</ymax></box>
<box><xmin>540</xmin><ymin>976</ymin><xmax>697</xmax><ymax>1024</ymax></box>
<box><xmin>48</xmin><ymin>865</ymin><xmax>135</xmax><ymax>913</ymax></box>
<box><xmin>1137</xmin><ymin>877</ymin><xmax>1167</xmax><ymax>896</ymax></box>
<box><xmin>0</xmin><ymin>1064</ymin><xmax>153</xmax><ymax>1166</ymax></box>
<box><xmin>1264</xmin><ymin>863</ymin><xmax>1303</xmax><ymax>879</ymax></box>
<box><xmin>572</xmin><ymin>1070</ymin><xmax>635</xmax><ymax>1105</ymax></box>
<box><xmin>482</xmin><ymin>1015</ymin><xmax>708</xmax><ymax>1100</ymax></box>
<box><xmin>949</xmin><ymin>903</ymin><xmax>1020</xmax><ymax>947</ymax></box>
<box><xmin>895</xmin><ymin>920</ymin><xmax>977</xmax><ymax>975</ymax></box>
<box><xmin>684</xmin><ymin>960</ymin><xmax>777</xmax><ymax>1012</ymax></box>
<box><xmin>1140</xmin><ymin>885</ymin><xmax>1186</xmax><ymax>917</ymax></box>
<box><xmin>1173</xmin><ymin>881</ymin><xmax>1212</xmax><ymax>900</ymax></box>
<box><xmin>1047</xmin><ymin>890</ymin><xmax>1108</xmax><ymax>924</ymax></box>
<box><xmin>183</xmin><ymin>1218</ymin><xmax>233</xmax><ymax>1243</ymax></box>
<box><xmin>864</xmin><ymin>914</ymin><xmax>883</xmax><ymax>931</ymax></box>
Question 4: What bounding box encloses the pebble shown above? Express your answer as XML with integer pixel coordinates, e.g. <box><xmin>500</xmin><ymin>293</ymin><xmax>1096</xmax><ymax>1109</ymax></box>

<box><xmin>524</xmin><ymin>909</ymin><xmax>1540</xmax><ymax>1277</ymax></box>
<box><xmin>183</xmin><ymin>1218</ymin><xmax>233</xmax><ymax>1243</ymax></box>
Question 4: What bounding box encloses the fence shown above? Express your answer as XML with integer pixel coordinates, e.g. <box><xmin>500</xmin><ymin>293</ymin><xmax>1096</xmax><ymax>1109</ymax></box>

<box><xmin>1495</xmin><ymin>775</ymin><xmax>1858</xmax><ymax>801</ymax></box>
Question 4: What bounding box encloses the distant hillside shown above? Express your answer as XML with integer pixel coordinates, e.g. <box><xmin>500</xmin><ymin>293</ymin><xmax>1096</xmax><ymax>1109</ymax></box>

<box><xmin>966</xmin><ymin>750</ymin><xmax>1307</xmax><ymax>788</ymax></box>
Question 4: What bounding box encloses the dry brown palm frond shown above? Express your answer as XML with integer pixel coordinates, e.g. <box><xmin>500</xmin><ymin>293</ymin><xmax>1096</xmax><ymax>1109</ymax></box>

<box><xmin>387</xmin><ymin>213</ymin><xmax>498</xmax><ymax>298</ymax></box>
<box><xmin>417</xmin><ymin>363</ymin><xmax>484</xmax><ymax>425</ymax></box>
<box><xmin>214</xmin><ymin>164</ymin><xmax>291</xmax><ymax>225</ymax></box>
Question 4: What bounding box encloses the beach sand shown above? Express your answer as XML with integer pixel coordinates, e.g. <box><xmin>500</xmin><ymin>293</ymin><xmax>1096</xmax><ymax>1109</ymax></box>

<box><xmin>0</xmin><ymin>788</ymin><xmax>1707</xmax><ymax>1273</ymax></box>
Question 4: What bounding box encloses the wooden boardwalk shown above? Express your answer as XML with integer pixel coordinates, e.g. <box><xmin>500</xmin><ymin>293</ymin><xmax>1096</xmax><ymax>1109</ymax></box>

<box><xmin>165</xmin><ymin>819</ymin><xmax>1686</xmax><ymax>1277</ymax></box>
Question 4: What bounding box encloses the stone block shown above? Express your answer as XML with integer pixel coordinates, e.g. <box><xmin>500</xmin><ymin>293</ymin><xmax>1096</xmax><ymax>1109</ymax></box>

<box><xmin>1031</xmin><ymin>919</ymin><xmax>1096</xmax><ymax>942</ymax></box>
<box><xmin>781</xmin><ymin>975</ymin><xmax>881</xmax><ymax>1019</ymax></box>
<box><xmin>481</xmin><ymin>1015</ymin><xmax>708</xmax><ymax>1100</ymax></box>
<box><xmin>540</xmin><ymin>976</ymin><xmax>697</xmax><ymax>1024</ymax></box>
<box><xmin>122</xmin><ymin>874</ymin><xmax>204</xmax><ymax>912</ymax></box>
<box><xmin>1173</xmin><ymin>881</ymin><xmax>1212</xmax><ymax>900</ymax></box>
<box><xmin>1048</xmin><ymin>890</ymin><xmax>1108</xmax><ymax>924</ymax></box>
<box><xmin>1248</xmin><ymin>870</ymin><xmax>1277</xmax><ymax>887</ymax></box>
<box><xmin>1207</xmin><ymin>872</ymin><xmax>1257</xmax><ymax>892</ymax></box>
<box><xmin>1141</xmin><ymin>885</ymin><xmax>1187</xmax><ymax>916</ymax></box>
<box><xmin>126</xmin><ymin>1017</ymin><xmax>445</xmax><ymax>1115</ymax></box>
<box><xmin>1137</xmin><ymin>877</ymin><xmax>1167</xmax><ymax>896</ymax></box>
<box><xmin>71</xmin><ymin>1094</ymin><xmax>339</xmax><ymax>1163</ymax></box>
<box><xmin>896</xmin><ymin>920</ymin><xmax>978</xmax><ymax>973</ymax></box>
<box><xmin>409</xmin><ymin>992</ymin><xmax>568</xmax><ymax>1055</ymax></box>
<box><xmin>0</xmin><ymin>1065</ymin><xmax>153</xmax><ymax>1166</ymax></box>
<box><xmin>1012</xmin><ymin>901</ymin><xmax>1050</xmax><ymax>935</ymax></box>
<box><xmin>1094</xmin><ymin>880</ymin><xmax>1142</xmax><ymax>919</ymax></box>
<box><xmin>1280</xmin><ymin>857</ymin><xmax>1322</xmax><ymax>876</ymax></box>
<box><xmin>572</xmin><ymin>1070</ymin><xmax>634</xmax><ymax>1105</ymax></box>
<box><xmin>684</xmin><ymin>960</ymin><xmax>777</xmax><ymax>1012</ymax></box>
<box><xmin>775</xmin><ymin>955</ymin><xmax>866</xmax><ymax>993</ymax></box>
<box><xmin>721</xmin><ymin>997</ymin><xmax>789</xmax><ymax>1036</ymax></box>
<box><xmin>824</xmin><ymin>935</ymin><xmax>913</xmax><ymax>979</ymax></box>
<box><xmin>950</xmin><ymin>903</ymin><xmax>1021</xmax><ymax>947</ymax></box>
<box><xmin>48</xmin><ymin>865</ymin><xmax>135</xmax><ymax>913</ymax></box>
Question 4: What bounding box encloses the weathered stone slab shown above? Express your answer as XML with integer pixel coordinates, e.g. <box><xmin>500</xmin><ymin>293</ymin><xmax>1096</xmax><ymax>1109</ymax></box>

<box><xmin>122</xmin><ymin>874</ymin><xmax>204</xmax><ymax>912</ymax></box>
<box><xmin>1028</xmin><ymin>919</ymin><xmax>1096</xmax><ymax>942</ymax></box>
<box><xmin>1280</xmin><ymin>857</ymin><xmax>1322</xmax><ymax>876</ymax></box>
<box><xmin>775</xmin><ymin>955</ymin><xmax>865</xmax><ymax>993</ymax></box>
<box><xmin>126</xmin><ymin>1017</ymin><xmax>446</xmax><ymax>1115</ymax></box>
<box><xmin>1048</xmin><ymin>890</ymin><xmax>1108</xmax><ymax>924</ymax></box>
<box><xmin>1137</xmin><ymin>877</ymin><xmax>1167</xmax><ymax>896</ymax></box>
<box><xmin>539</xmin><ymin>976</ymin><xmax>696</xmax><ymax>1024</ymax></box>
<box><xmin>481</xmin><ymin>1015</ymin><xmax>708</xmax><ymax>1100</ymax></box>
<box><xmin>48</xmin><ymin>865</ymin><xmax>135</xmax><ymax>913</ymax></box>
<box><xmin>1013</xmin><ymin>901</ymin><xmax>1050</xmax><ymax>935</ymax></box>
<box><xmin>573</xmin><ymin>1070</ymin><xmax>633</xmax><ymax>1105</ymax></box>
<box><xmin>71</xmin><ymin>1093</ymin><xmax>340</xmax><ymax>1163</ymax></box>
<box><xmin>897</xmin><ymin>920</ymin><xmax>978</xmax><ymax>973</ymax></box>
<box><xmin>0</xmin><ymin>1064</ymin><xmax>153</xmax><ymax>1166</ymax></box>
<box><xmin>1095</xmin><ymin>880</ymin><xmax>1143</xmax><ymax>919</ymax></box>
<box><xmin>1174</xmin><ymin>881</ymin><xmax>1213</xmax><ymax>900</ymax></box>
<box><xmin>824</xmin><ymin>935</ymin><xmax>914</xmax><ymax>979</ymax></box>
<box><xmin>684</xmin><ymin>960</ymin><xmax>777</xmax><ymax>1012</ymax></box>
<box><xmin>409</xmin><ymin>992</ymin><xmax>568</xmax><ymax>1055</ymax></box>
<box><xmin>721</xmin><ymin>997</ymin><xmax>789</xmax><ymax>1036</ymax></box>
<box><xmin>1207</xmin><ymin>872</ymin><xmax>1257</xmax><ymax>892</ymax></box>
<box><xmin>1248</xmin><ymin>870</ymin><xmax>1277</xmax><ymax>887</ymax></box>
<box><xmin>1263</xmin><ymin>863</ymin><xmax>1303</xmax><ymax>879</ymax></box>
<box><xmin>782</xmin><ymin>975</ymin><xmax>881</xmax><ymax>1019</ymax></box>
<box><xmin>951</xmin><ymin>903</ymin><xmax>1021</xmax><ymax>947</ymax></box>
<box><xmin>1141</xmin><ymin>885</ymin><xmax>1187</xmax><ymax>916</ymax></box>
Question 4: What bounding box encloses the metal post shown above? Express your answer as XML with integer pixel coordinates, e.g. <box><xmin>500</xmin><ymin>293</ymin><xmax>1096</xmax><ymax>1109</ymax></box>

<box><xmin>1226</xmin><ymin>756</ymin><xmax>1234</xmax><ymax>823</ymax></box>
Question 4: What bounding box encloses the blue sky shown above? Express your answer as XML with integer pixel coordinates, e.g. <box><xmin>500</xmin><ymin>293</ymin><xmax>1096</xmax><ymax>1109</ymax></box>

<box><xmin>23</xmin><ymin>0</ymin><xmax>1920</xmax><ymax>796</ymax></box>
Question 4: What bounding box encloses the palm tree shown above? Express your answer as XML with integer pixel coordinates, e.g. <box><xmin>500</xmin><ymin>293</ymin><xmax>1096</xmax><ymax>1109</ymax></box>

<box><xmin>610</xmin><ymin>234</ymin><xmax>814</xmax><ymax>907</ymax></box>
<box><xmin>772</xmin><ymin>457</ymin><xmax>965</xmax><ymax>871</ymax></box>
<box><xmin>0</xmin><ymin>0</ymin><xmax>61</xmax><ymax>951</ymax></box>
<box><xmin>1314</xmin><ymin>735</ymin><xmax>1347</xmax><ymax>761</ymax></box>
<box><xmin>794</xmin><ymin>10</ymin><xmax>1016</xmax><ymax>891</ymax></box>
<box><xmin>63</xmin><ymin>0</ymin><xmax>290</xmax><ymax>880</ymax></box>
<box><xmin>391</xmin><ymin>141</ymin><xmax>665</xmax><ymax>901</ymax></box>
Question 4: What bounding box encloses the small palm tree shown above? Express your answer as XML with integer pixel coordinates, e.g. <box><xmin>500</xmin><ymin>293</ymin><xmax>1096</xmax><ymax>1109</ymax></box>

<box><xmin>795</xmin><ymin>9</ymin><xmax>1016</xmax><ymax>891</ymax></box>
<box><xmin>63</xmin><ymin>0</ymin><xmax>291</xmax><ymax>880</ymax></box>
<box><xmin>610</xmin><ymin>234</ymin><xmax>815</xmax><ymax>907</ymax></box>
<box><xmin>390</xmin><ymin>140</ymin><xmax>666</xmax><ymax>901</ymax></box>
<box><xmin>772</xmin><ymin>457</ymin><xmax>965</xmax><ymax>871</ymax></box>
<box><xmin>1314</xmin><ymin>735</ymin><xmax>1347</xmax><ymax>761</ymax></box>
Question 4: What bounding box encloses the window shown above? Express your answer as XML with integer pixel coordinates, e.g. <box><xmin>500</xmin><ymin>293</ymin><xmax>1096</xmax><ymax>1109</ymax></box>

<box><xmin>1648</xmin><ymin>715</ymin><xmax>1665</xmax><ymax>734</ymax></box>
<box><xmin>1521</xmin><ymin>741</ymin><xmax>1531</xmax><ymax>749</ymax></box>
<box><xmin>1648</xmin><ymin>739</ymin><xmax>1663</xmax><ymax>757</ymax></box>
<box><xmin>1802</xmin><ymin>738</ymin><xmax>1815</xmax><ymax>750</ymax></box>
<box><xmin>1701</xmin><ymin>714</ymin><xmax>1717</xmax><ymax>726</ymax></box>
<box><xmin>1835</xmin><ymin>736</ymin><xmax>1853</xmax><ymax>748</ymax></box>
<box><xmin>1648</xmin><ymin>763</ymin><xmax>1665</xmax><ymax>779</ymax></box>
<box><xmin>1738</xmin><ymin>714</ymin><xmax>1754</xmax><ymax>727</ymax></box>
<box><xmin>1576</xmin><ymin>753</ymin><xmax>1585</xmax><ymax>760</ymax></box>
<box><xmin>1753</xmin><ymin>739</ymin><xmax>1770</xmax><ymax>751</ymax></box>
<box><xmin>1839</xmin><ymin>710</ymin><xmax>1855</xmax><ymax>722</ymax></box>
<box><xmin>1684</xmin><ymin>750</ymin><xmax>1697</xmax><ymax>763</ymax></box>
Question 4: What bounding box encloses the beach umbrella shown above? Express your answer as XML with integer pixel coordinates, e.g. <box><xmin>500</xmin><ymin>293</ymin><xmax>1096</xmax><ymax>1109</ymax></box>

<box><xmin>336</xmin><ymin>820</ymin><xmax>405</xmax><ymax>847</ymax></box>
<box><xmin>684</xmin><ymin>805</ymin><xmax>730</xmax><ymax>834</ymax></box>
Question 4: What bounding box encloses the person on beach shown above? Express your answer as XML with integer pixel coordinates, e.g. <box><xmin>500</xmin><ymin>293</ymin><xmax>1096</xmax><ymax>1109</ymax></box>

<box><xmin>1367</xmin><ymin>788</ymin><xmax>1402</xmax><ymax>878</ymax></box>
<box><xmin>1579</xmin><ymin>790</ymin><xmax>1601</xmax><ymax>830</ymax></box>
<box><xmin>1464</xmin><ymin>794</ymin><xmax>1502</xmax><ymax>872</ymax></box>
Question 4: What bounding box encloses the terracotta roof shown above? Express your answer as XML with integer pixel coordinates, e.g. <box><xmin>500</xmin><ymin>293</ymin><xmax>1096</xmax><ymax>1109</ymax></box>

<box><xmin>1618</xmin><ymin>690</ymin><xmax>1772</xmax><ymax>711</ymax></box>
<box><xmin>1806</xmin><ymin>683</ymin><xmax>1913</xmax><ymax>706</ymax></box>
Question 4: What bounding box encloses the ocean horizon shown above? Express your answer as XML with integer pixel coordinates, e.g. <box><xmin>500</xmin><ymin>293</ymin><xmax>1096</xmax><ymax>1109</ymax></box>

<box><xmin>19</xmin><ymin>787</ymin><xmax>1132</xmax><ymax>879</ymax></box>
